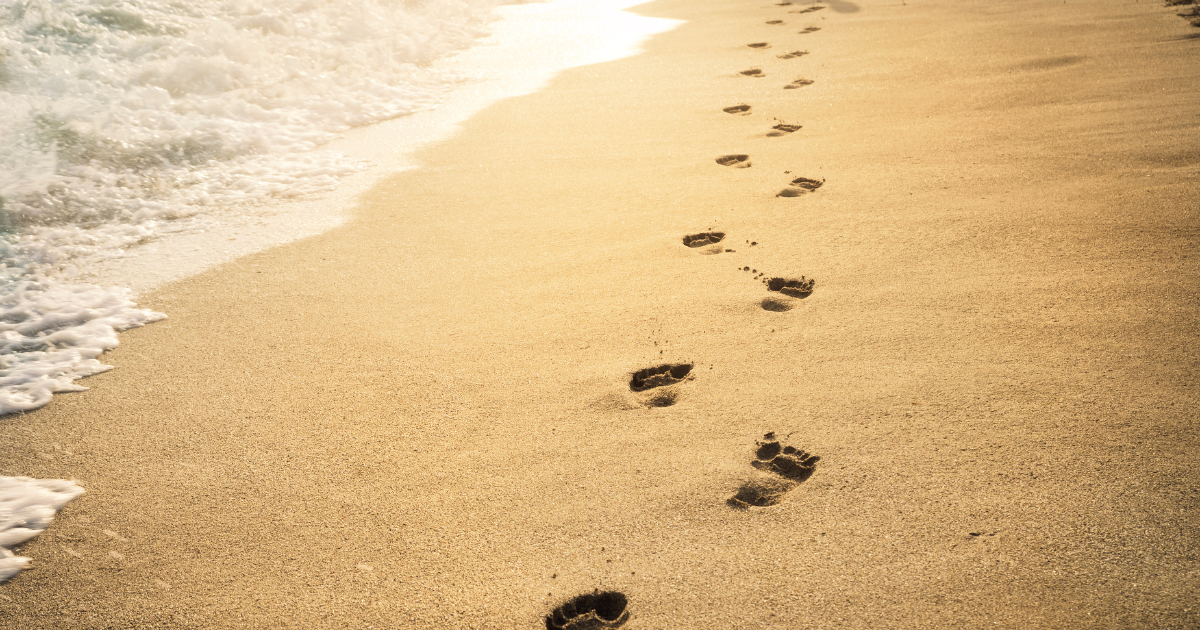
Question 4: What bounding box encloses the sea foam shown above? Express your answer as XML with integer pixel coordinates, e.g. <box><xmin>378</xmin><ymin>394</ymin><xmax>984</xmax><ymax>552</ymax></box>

<box><xmin>0</xmin><ymin>477</ymin><xmax>84</xmax><ymax>583</ymax></box>
<box><xmin>0</xmin><ymin>0</ymin><xmax>525</xmax><ymax>412</ymax></box>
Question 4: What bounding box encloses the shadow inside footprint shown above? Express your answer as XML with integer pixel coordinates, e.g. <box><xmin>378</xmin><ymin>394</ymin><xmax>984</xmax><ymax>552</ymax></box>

<box><xmin>799</xmin><ymin>26</ymin><xmax>822</xmax><ymax>34</ymax></box>
<box><xmin>747</xmin><ymin>42</ymin><xmax>770</xmax><ymax>48</ymax></box>
<box><xmin>777</xmin><ymin>50</ymin><xmax>809</xmax><ymax>59</ymax></box>
<box><xmin>740</xmin><ymin>68</ymin><xmax>765</xmax><ymax>77</ymax></box>
<box><xmin>766</xmin><ymin>19</ymin><xmax>784</xmax><ymax>24</ymax></box>
<box><xmin>683</xmin><ymin>232</ymin><xmax>725</xmax><ymax>247</ymax></box>
<box><xmin>546</xmin><ymin>591</ymin><xmax>630</xmax><ymax>630</ymax></box>
<box><xmin>777</xmin><ymin>177</ymin><xmax>824</xmax><ymax>197</ymax></box>
<box><xmin>752</xmin><ymin>440</ymin><xmax>821</xmax><ymax>482</ymax></box>
<box><xmin>791</xmin><ymin>177</ymin><xmax>824</xmax><ymax>190</ymax></box>
<box><xmin>767</xmin><ymin>123</ymin><xmax>802</xmax><ymax>137</ymax></box>
<box><xmin>784</xmin><ymin>78</ymin><xmax>814</xmax><ymax>89</ymax></box>
<box><xmin>723</xmin><ymin>104</ymin><xmax>751</xmax><ymax>115</ymax></box>
<box><xmin>716</xmin><ymin>154</ymin><xmax>750</xmax><ymax>167</ymax></box>
<box><xmin>765</xmin><ymin>276</ymin><xmax>815</xmax><ymax>298</ymax></box>
<box><xmin>792</xmin><ymin>5</ymin><xmax>825</xmax><ymax>13</ymax></box>
<box><xmin>630</xmin><ymin>364</ymin><xmax>693</xmax><ymax>392</ymax></box>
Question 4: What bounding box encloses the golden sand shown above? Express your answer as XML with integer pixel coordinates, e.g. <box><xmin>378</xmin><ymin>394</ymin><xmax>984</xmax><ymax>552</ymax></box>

<box><xmin>2</xmin><ymin>0</ymin><xmax>1198</xmax><ymax>627</ymax></box>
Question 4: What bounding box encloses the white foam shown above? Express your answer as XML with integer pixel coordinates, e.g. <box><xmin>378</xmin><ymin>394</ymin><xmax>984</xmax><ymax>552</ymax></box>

<box><xmin>0</xmin><ymin>477</ymin><xmax>84</xmax><ymax>583</ymax></box>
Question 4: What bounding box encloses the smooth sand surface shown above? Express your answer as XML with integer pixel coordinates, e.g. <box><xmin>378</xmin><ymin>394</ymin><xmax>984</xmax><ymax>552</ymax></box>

<box><xmin>2</xmin><ymin>0</ymin><xmax>1198</xmax><ymax>627</ymax></box>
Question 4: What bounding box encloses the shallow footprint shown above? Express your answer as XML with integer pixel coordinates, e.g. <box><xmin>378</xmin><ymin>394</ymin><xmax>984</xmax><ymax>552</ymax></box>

<box><xmin>727</xmin><ymin>476</ymin><xmax>795</xmax><ymax>508</ymax></box>
<box><xmin>767</xmin><ymin>123</ymin><xmax>802</xmax><ymax>137</ymax></box>
<box><xmin>740</xmin><ymin>68</ymin><xmax>765</xmax><ymax>77</ymax></box>
<box><xmin>766</xmin><ymin>19</ymin><xmax>784</xmax><ymax>24</ymax></box>
<box><xmin>716</xmin><ymin>154</ymin><xmax>751</xmax><ymax>168</ymax></box>
<box><xmin>792</xmin><ymin>5</ymin><xmax>825</xmax><ymax>13</ymax></box>
<box><xmin>546</xmin><ymin>591</ymin><xmax>630</xmax><ymax>630</ymax></box>
<box><xmin>760</xmin><ymin>296</ymin><xmax>793</xmax><ymax>311</ymax></box>
<box><xmin>723</xmin><ymin>104</ymin><xmax>752</xmax><ymax>115</ymax></box>
<box><xmin>784</xmin><ymin>78</ymin><xmax>814</xmax><ymax>89</ymax></box>
<box><xmin>776</xmin><ymin>176</ymin><xmax>824</xmax><ymax>197</ymax></box>
<box><xmin>728</xmin><ymin>433</ymin><xmax>820</xmax><ymax>509</ymax></box>
<box><xmin>799</xmin><ymin>26</ymin><xmax>822</xmax><ymax>34</ymax></box>
<box><xmin>777</xmin><ymin>50</ymin><xmax>809</xmax><ymax>59</ymax></box>
<box><xmin>747</xmin><ymin>42</ymin><xmax>770</xmax><ymax>49</ymax></box>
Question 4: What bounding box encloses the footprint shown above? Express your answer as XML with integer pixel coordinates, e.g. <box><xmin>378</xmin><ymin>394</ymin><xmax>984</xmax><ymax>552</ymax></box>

<box><xmin>776</xmin><ymin>50</ymin><xmax>809</xmax><ymax>59</ymax></box>
<box><xmin>723</xmin><ymin>104</ymin><xmax>752</xmax><ymax>115</ymax></box>
<box><xmin>716</xmin><ymin>154</ymin><xmax>751</xmax><ymax>168</ymax></box>
<box><xmin>728</xmin><ymin>434</ymin><xmax>820</xmax><ymax>509</ymax></box>
<box><xmin>799</xmin><ymin>26</ymin><xmax>822</xmax><ymax>34</ymax></box>
<box><xmin>546</xmin><ymin>590</ymin><xmax>630</xmax><ymax>630</ymax></box>
<box><xmin>764</xmin><ymin>276</ymin><xmax>815</xmax><ymax>298</ymax></box>
<box><xmin>751</xmin><ymin>438</ymin><xmax>820</xmax><ymax>482</ymax></box>
<box><xmin>784</xmin><ymin>78</ymin><xmax>814</xmax><ymax>89</ymax></box>
<box><xmin>776</xmin><ymin>176</ymin><xmax>824</xmax><ymax>197</ymax></box>
<box><xmin>767</xmin><ymin>123</ymin><xmax>802</xmax><ymax>137</ymax></box>
<box><xmin>630</xmin><ymin>363</ymin><xmax>693</xmax><ymax>406</ymax></box>
<box><xmin>682</xmin><ymin>232</ymin><xmax>726</xmax><ymax>248</ymax></box>
<box><xmin>766</xmin><ymin>20</ymin><xmax>784</xmax><ymax>24</ymax></box>
<box><xmin>747</xmin><ymin>42</ymin><xmax>770</xmax><ymax>49</ymax></box>
<box><xmin>630</xmin><ymin>364</ymin><xmax>693</xmax><ymax>391</ymax></box>
<box><xmin>791</xmin><ymin>5</ymin><xmax>826</xmax><ymax>13</ymax></box>
<box><xmin>740</xmin><ymin>68</ymin><xmax>765</xmax><ymax>77</ymax></box>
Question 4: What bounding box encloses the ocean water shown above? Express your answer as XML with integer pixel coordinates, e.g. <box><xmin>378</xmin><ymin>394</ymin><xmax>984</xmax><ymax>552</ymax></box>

<box><xmin>0</xmin><ymin>0</ymin><xmax>679</xmax><ymax>584</ymax></box>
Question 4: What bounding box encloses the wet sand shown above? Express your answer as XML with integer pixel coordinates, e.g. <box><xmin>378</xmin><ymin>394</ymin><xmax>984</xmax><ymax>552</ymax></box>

<box><xmin>2</xmin><ymin>0</ymin><xmax>1198</xmax><ymax>627</ymax></box>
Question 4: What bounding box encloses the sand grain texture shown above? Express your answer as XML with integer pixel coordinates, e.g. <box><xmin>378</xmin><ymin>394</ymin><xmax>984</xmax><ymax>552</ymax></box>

<box><xmin>2</xmin><ymin>0</ymin><xmax>1198</xmax><ymax>628</ymax></box>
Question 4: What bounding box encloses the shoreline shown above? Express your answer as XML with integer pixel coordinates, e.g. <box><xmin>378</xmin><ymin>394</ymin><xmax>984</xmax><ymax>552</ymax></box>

<box><xmin>2</xmin><ymin>0</ymin><xmax>1198</xmax><ymax>628</ymax></box>
<box><xmin>76</xmin><ymin>0</ymin><xmax>679</xmax><ymax>297</ymax></box>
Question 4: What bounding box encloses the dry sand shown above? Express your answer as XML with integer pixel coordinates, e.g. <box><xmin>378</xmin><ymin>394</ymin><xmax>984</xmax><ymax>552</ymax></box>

<box><xmin>2</xmin><ymin>0</ymin><xmax>1198</xmax><ymax>627</ymax></box>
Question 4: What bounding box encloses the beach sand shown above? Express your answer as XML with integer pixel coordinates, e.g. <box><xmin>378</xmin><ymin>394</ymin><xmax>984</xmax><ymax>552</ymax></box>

<box><xmin>2</xmin><ymin>0</ymin><xmax>1198</xmax><ymax>627</ymax></box>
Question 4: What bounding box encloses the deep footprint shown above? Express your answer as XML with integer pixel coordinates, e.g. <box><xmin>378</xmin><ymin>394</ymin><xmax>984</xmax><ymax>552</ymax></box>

<box><xmin>777</xmin><ymin>50</ymin><xmax>809</xmax><ymax>59</ymax></box>
<box><xmin>784</xmin><ymin>78</ymin><xmax>814</xmax><ymax>89</ymax></box>
<box><xmin>751</xmin><ymin>438</ymin><xmax>821</xmax><ymax>482</ymax></box>
<box><xmin>764</xmin><ymin>276</ymin><xmax>815</xmax><ymax>298</ymax></box>
<box><xmin>728</xmin><ymin>433</ymin><xmax>820</xmax><ymax>509</ymax></box>
<box><xmin>740</xmin><ymin>68</ymin><xmax>765</xmax><ymax>77</ymax></box>
<box><xmin>630</xmin><ymin>363</ymin><xmax>693</xmax><ymax>392</ymax></box>
<box><xmin>747</xmin><ymin>42</ymin><xmax>770</xmax><ymax>48</ymax></box>
<box><xmin>546</xmin><ymin>591</ymin><xmax>630</xmax><ymax>630</ymax></box>
<box><xmin>683</xmin><ymin>232</ymin><xmax>725</xmax><ymax>247</ymax></box>
<box><xmin>766</xmin><ymin>19</ymin><xmax>784</xmax><ymax>24</ymax></box>
<box><xmin>716</xmin><ymin>154</ymin><xmax>751</xmax><ymax>167</ymax></box>
<box><xmin>776</xmin><ymin>176</ymin><xmax>824</xmax><ymax>197</ymax></box>
<box><xmin>723</xmin><ymin>104</ymin><xmax>752</xmax><ymax>115</ymax></box>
